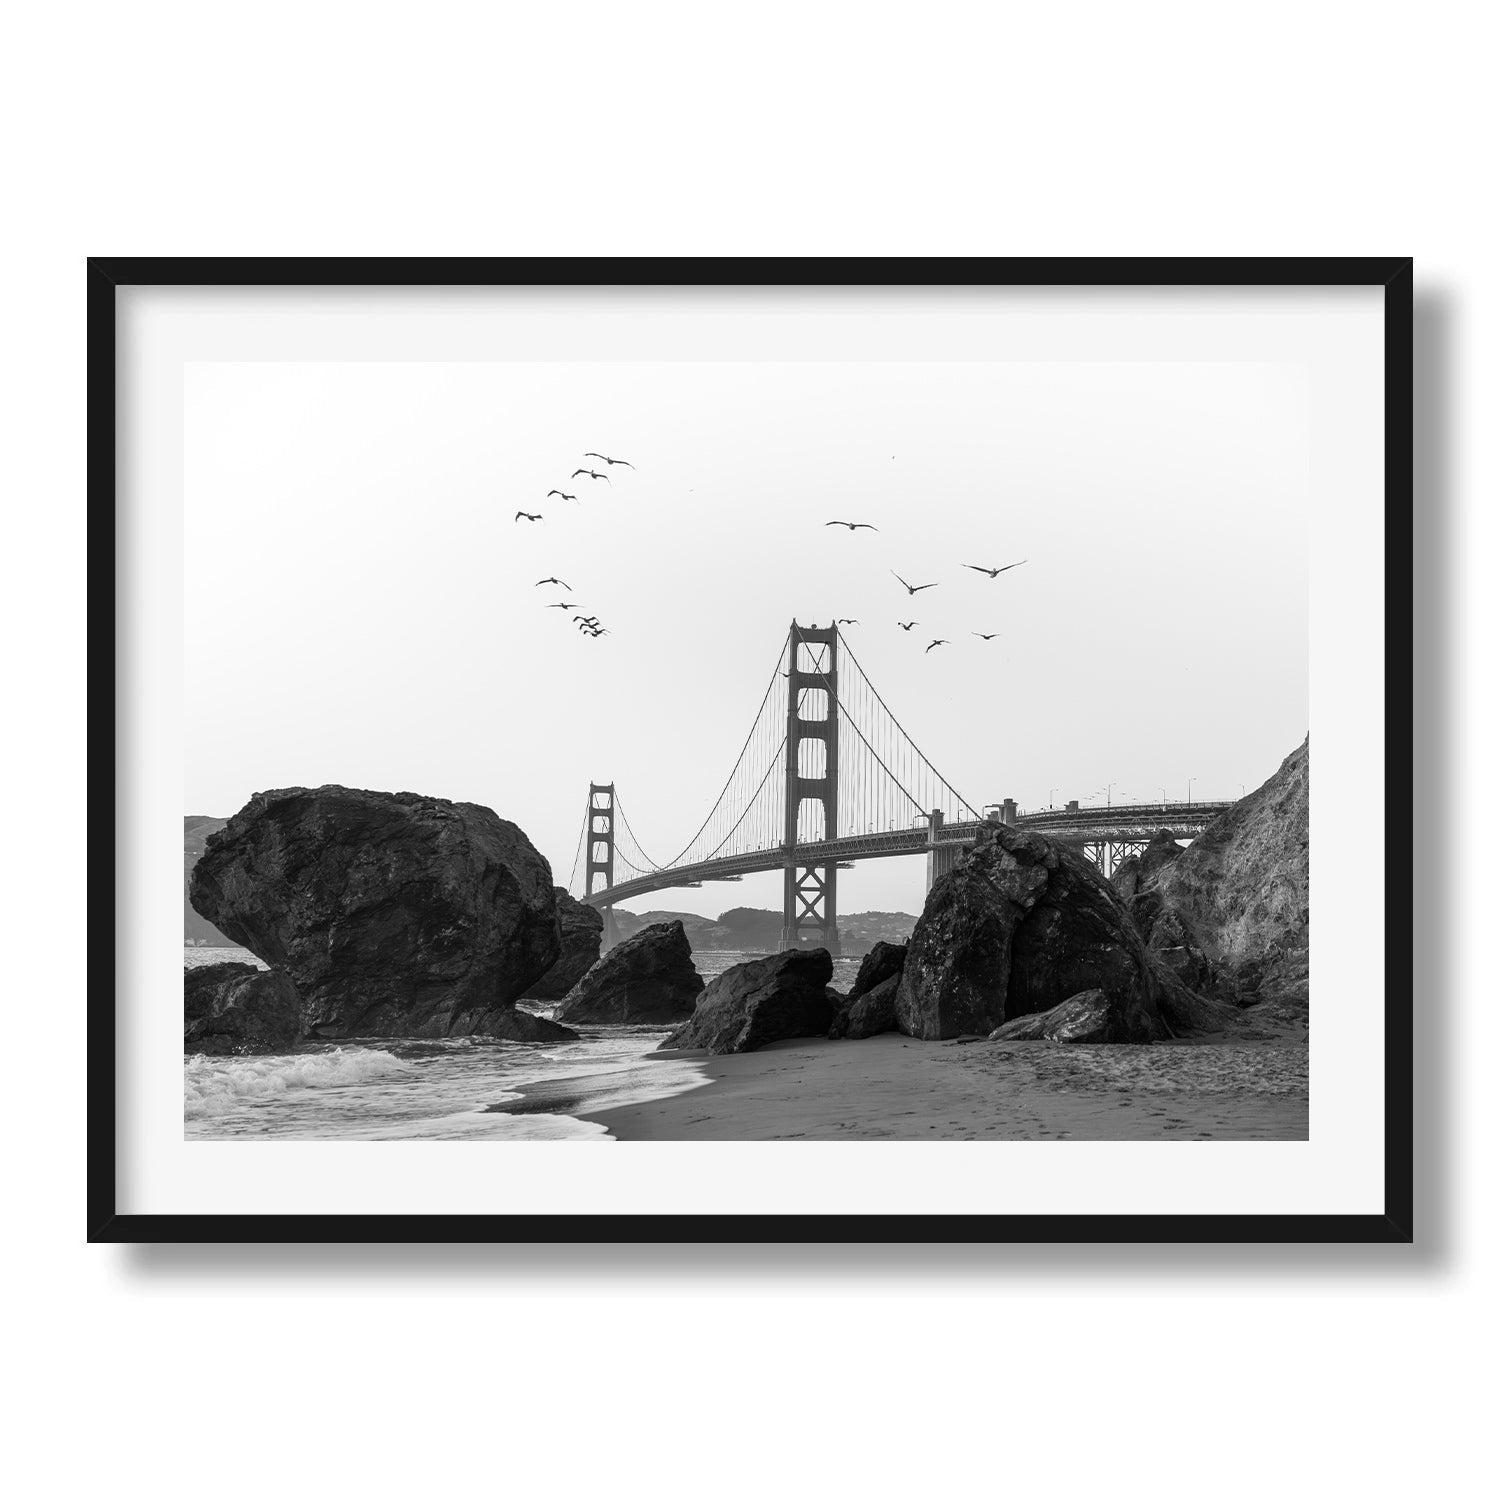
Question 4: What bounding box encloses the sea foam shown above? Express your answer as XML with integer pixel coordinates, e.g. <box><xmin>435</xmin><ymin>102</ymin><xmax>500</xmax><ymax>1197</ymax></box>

<box><xmin>184</xmin><ymin>1047</ymin><xmax>413</xmax><ymax>1119</ymax></box>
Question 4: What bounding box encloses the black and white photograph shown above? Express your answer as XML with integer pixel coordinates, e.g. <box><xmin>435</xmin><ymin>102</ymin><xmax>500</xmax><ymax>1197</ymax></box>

<box><xmin>175</xmin><ymin>294</ymin><xmax>1320</xmax><ymax>1150</ymax></box>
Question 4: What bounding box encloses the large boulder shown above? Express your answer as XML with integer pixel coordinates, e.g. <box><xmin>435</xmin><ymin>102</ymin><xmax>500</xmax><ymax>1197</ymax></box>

<box><xmin>554</xmin><ymin>920</ymin><xmax>705</xmax><ymax>1024</ymax></box>
<box><xmin>524</xmin><ymin>889</ymin><xmax>605</xmax><ymax>1001</ymax></box>
<box><xmin>660</xmin><ymin>948</ymin><xmax>835</xmax><ymax>1054</ymax></box>
<box><xmin>988</xmin><ymin>989</ymin><xmax>1115</xmax><ymax>1044</ymax></box>
<box><xmin>1138</xmin><ymin>737</ymin><xmax>1310</xmax><ymax>1005</ymax></box>
<box><xmin>895</xmin><ymin>822</ymin><xmax>1229</xmax><ymax>1042</ymax></box>
<box><xmin>189</xmin><ymin>785</ymin><xmax>563</xmax><ymax>1039</ymax></box>
<box><xmin>184</xmin><ymin>962</ymin><xmax>302</xmax><ymax>1055</ymax></box>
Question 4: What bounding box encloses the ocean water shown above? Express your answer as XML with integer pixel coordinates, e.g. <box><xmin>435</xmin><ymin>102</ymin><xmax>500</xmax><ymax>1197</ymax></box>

<box><xmin>184</xmin><ymin>948</ymin><xmax>864</xmax><ymax>1141</ymax></box>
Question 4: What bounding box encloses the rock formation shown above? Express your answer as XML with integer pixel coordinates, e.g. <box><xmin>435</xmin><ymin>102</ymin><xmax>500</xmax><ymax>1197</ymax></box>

<box><xmin>1136</xmin><ymin>736</ymin><xmax>1310</xmax><ymax>1005</ymax></box>
<box><xmin>189</xmin><ymin>785</ymin><xmax>566</xmax><ymax>1039</ymax></box>
<box><xmin>184</xmin><ymin>962</ymin><xmax>302</xmax><ymax>1055</ymax></box>
<box><xmin>988</xmin><ymin>989</ymin><xmax>1116</xmax><ymax>1044</ymax></box>
<box><xmin>828</xmin><ymin>941</ymin><xmax>906</xmax><ymax>1039</ymax></box>
<box><xmin>661</xmin><ymin>948</ymin><xmax>835</xmax><ymax>1054</ymax></box>
<box><xmin>895</xmin><ymin>822</ymin><xmax>1230</xmax><ymax>1042</ymax></box>
<box><xmin>830</xmin><ymin>974</ymin><xmax>902</xmax><ymax>1040</ymax></box>
<box><xmin>524</xmin><ymin>888</ymin><xmax>605</xmax><ymax>1001</ymax></box>
<box><xmin>554</xmin><ymin>920</ymin><xmax>705</xmax><ymax>1024</ymax></box>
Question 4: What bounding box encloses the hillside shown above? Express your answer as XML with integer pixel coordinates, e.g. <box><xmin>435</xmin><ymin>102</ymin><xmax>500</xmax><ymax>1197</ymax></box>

<box><xmin>611</xmin><ymin>905</ymin><xmax>916</xmax><ymax>954</ymax></box>
<box><xmin>184</xmin><ymin>816</ymin><xmax>236</xmax><ymax>945</ymax></box>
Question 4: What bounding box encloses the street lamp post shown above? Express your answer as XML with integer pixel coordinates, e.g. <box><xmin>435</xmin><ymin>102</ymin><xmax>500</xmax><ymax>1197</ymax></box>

<box><xmin>1187</xmin><ymin>777</ymin><xmax>1196</xmax><ymax>805</ymax></box>
<box><xmin>1105</xmin><ymin>781</ymin><xmax>1116</xmax><ymax>807</ymax></box>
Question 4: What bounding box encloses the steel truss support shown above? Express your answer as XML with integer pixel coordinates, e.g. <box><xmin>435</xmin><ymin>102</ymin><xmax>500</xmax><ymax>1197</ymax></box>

<box><xmin>781</xmin><ymin>621</ymin><xmax>840</xmax><ymax>954</ymax></box>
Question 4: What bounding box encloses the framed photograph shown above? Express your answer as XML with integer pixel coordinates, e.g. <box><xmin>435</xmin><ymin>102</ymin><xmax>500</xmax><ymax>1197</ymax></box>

<box><xmin>93</xmin><ymin>257</ymin><xmax>1412</xmax><ymax>1243</ymax></box>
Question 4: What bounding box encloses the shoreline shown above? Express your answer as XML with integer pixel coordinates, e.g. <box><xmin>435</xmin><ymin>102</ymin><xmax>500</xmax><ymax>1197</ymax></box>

<box><xmin>564</xmin><ymin>1019</ymin><xmax>1308</xmax><ymax>1142</ymax></box>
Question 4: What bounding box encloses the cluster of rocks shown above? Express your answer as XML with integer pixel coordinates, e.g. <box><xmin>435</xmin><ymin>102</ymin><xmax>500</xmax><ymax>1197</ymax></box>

<box><xmin>186</xmin><ymin>737</ymin><xmax>1307</xmax><ymax>1058</ymax></box>
<box><xmin>186</xmin><ymin>785</ymin><xmax>594</xmax><ymax>1053</ymax></box>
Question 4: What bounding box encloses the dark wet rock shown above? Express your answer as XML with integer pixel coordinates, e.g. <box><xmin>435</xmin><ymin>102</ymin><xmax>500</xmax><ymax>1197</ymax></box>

<box><xmin>830</xmin><ymin>973</ymin><xmax>901</xmax><ymax>1040</ymax></box>
<box><xmin>189</xmin><ymin>785</ymin><xmax>561</xmax><ymax>1039</ymax></box>
<box><xmin>457</xmin><ymin>1007</ymin><xmax>578</xmax><ymax>1042</ymax></box>
<box><xmin>554</xmin><ymin>920</ymin><xmax>705</xmax><ymax>1025</ymax></box>
<box><xmin>184</xmin><ymin>962</ymin><xmax>302</xmax><ymax>1055</ymax></box>
<box><xmin>1111</xmin><ymin>855</ymin><xmax>1141</xmax><ymax>901</ymax></box>
<box><xmin>849</xmin><ymin>941</ymin><xmax>907</xmax><ymax>1002</ymax></box>
<box><xmin>661</xmin><ymin>948</ymin><xmax>834</xmax><ymax>1054</ymax></box>
<box><xmin>1139</xmin><ymin>737</ymin><xmax>1310</xmax><ymax>1005</ymax></box>
<box><xmin>524</xmin><ymin>888</ymin><xmax>605</xmax><ymax>1001</ymax></box>
<box><xmin>988</xmin><ymin>988</ymin><xmax>1115</xmax><ymax>1043</ymax></box>
<box><xmin>896</xmin><ymin>823</ymin><xmax>1230</xmax><ymax>1042</ymax></box>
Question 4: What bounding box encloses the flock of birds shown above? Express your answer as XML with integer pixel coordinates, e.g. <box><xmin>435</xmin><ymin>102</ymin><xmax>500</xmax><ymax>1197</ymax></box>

<box><xmin>824</xmin><ymin>519</ymin><xmax>1027</xmax><ymax>654</ymax></box>
<box><xmin>515</xmin><ymin>452</ymin><xmax>635</xmax><ymax>639</ymax></box>
<box><xmin>513</xmin><ymin>455</ymin><xmax>1026</xmax><ymax>653</ymax></box>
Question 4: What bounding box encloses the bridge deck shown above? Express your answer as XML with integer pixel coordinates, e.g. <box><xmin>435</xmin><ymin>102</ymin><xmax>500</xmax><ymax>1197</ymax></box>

<box><xmin>584</xmin><ymin>801</ymin><xmax>1233</xmax><ymax>908</ymax></box>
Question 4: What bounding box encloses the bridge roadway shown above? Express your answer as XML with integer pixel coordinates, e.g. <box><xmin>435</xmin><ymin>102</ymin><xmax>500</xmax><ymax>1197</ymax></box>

<box><xmin>583</xmin><ymin>801</ymin><xmax>1234</xmax><ymax>909</ymax></box>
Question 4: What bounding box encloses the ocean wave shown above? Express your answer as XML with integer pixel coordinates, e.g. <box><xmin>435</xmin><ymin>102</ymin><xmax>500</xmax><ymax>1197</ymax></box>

<box><xmin>184</xmin><ymin>1047</ymin><xmax>413</xmax><ymax>1119</ymax></box>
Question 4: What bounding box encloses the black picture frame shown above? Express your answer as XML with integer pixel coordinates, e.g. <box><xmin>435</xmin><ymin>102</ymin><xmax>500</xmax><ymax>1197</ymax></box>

<box><xmin>91</xmin><ymin>257</ymin><xmax>1414</xmax><ymax>1245</ymax></box>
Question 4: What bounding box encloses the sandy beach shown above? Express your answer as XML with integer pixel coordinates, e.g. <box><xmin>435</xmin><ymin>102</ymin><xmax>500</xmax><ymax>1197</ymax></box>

<box><xmin>516</xmin><ymin>1004</ymin><xmax>1311</xmax><ymax>1142</ymax></box>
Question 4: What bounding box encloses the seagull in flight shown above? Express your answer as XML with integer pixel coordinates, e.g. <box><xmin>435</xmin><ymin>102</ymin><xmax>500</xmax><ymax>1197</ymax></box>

<box><xmin>892</xmin><ymin>571</ymin><xmax>938</xmax><ymax>594</ymax></box>
<box><xmin>825</xmin><ymin>520</ymin><xmax>879</xmax><ymax>532</ymax></box>
<box><xmin>546</xmin><ymin>490</ymin><xmax>578</xmax><ymax>502</ymax></box>
<box><xmin>897</xmin><ymin>621</ymin><xmax>918</xmax><ymax>631</ymax></box>
<box><xmin>545</xmin><ymin>602</ymin><xmax>580</xmax><ymax>612</ymax></box>
<box><xmin>925</xmin><ymin>639</ymin><xmax>950</xmax><ymax>653</ymax></box>
<box><xmin>972</xmin><ymin>631</ymin><xmax>1000</xmax><ymax>641</ymax></box>
<box><xmin>535</xmin><ymin>577</ymin><xmax>572</xmax><ymax>589</ymax></box>
<box><xmin>584</xmin><ymin>453</ymin><xmax>634</xmax><ymax>468</ymax></box>
<box><xmin>514</xmin><ymin>511</ymin><xmax>543</xmax><ymax>522</ymax></box>
<box><xmin>571</xmin><ymin>468</ymin><xmax>611</xmax><ymax>483</ymax></box>
<box><xmin>964</xmin><ymin>560</ymin><xmax>1028</xmax><ymax>578</ymax></box>
<box><xmin>835</xmin><ymin>618</ymin><xmax>858</xmax><ymax>626</ymax></box>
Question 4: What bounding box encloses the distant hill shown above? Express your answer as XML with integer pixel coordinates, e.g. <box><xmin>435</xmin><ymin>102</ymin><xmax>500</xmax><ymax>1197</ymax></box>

<box><xmin>185</xmin><ymin>816</ymin><xmax>236</xmax><ymax>946</ymax></box>
<box><xmin>612</xmin><ymin>905</ymin><xmax>916</xmax><ymax>955</ymax></box>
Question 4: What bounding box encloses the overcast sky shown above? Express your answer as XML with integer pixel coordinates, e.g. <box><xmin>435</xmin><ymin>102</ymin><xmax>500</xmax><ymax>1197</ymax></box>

<box><xmin>184</xmin><ymin>296</ymin><xmax>1311</xmax><ymax>919</ymax></box>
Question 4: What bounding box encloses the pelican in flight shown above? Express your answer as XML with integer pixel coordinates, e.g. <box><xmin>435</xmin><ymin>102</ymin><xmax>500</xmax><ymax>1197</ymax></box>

<box><xmin>546</xmin><ymin>490</ymin><xmax>578</xmax><ymax>502</ymax></box>
<box><xmin>514</xmin><ymin>511</ymin><xmax>543</xmax><ymax>522</ymax></box>
<box><xmin>892</xmin><ymin>570</ymin><xmax>938</xmax><ymax>594</ymax></box>
<box><xmin>825</xmin><ymin>520</ymin><xmax>878</xmax><ymax>532</ymax></box>
<box><xmin>973</xmin><ymin>631</ymin><xmax>1000</xmax><ymax>641</ymax></box>
<box><xmin>545</xmin><ymin>602</ymin><xmax>580</xmax><ymax>612</ymax></box>
<box><xmin>964</xmin><ymin>560</ymin><xmax>1028</xmax><ymax>578</ymax></box>
<box><xmin>584</xmin><ymin>453</ymin><xmax>634</xmax><ymax>468</ymax></box>
<box><xmin>835</xmin><ymin>618</ymin><xmax>859</xmax><ymax>626</ymax></box>
<box><xmin>535</xmin><ymin>577</ymin><xmax>572</xmax><ymax>590</ymax></box>
<box><xmin>925</xmin><ymin>639</ymin><xmax>950</xmax><ymax>654</ymax></box>
<box><xmin>571</xmin><ymin>468</ymin><xmax>611</xmax><ymax>483</ymax></box>
<box><xmin>897</xmin><ymin>621</ymin><xmax>918</xmax><ymax>631</ymax></box>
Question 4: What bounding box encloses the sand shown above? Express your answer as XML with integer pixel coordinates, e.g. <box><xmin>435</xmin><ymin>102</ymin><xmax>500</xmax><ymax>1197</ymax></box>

<box><xmin>562</xmin><ymin>1004</ymin><xmax>1309</xmax><ymax>1142</ymax></box>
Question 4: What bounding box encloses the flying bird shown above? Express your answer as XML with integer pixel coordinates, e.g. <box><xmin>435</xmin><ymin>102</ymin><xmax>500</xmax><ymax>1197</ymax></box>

<box><xmin>584</xmin><ymin>453</ymin><xmax>634</xmax><ymax>468</ymax></box>
<box><xmin>891</xmin><ymin>570</ymin><xmax>938</xmax><ymax>594</ymax></box>
<box><xmin>571</xmin><ymin>469</ymin><xmax>611</xmax><ymax>483</ymax></box>
<box><xmin>963</xmin><ymin>560</ymin><xmax>1028</xmax><ymax>578</ymax></box>
<box><xmin>825</xmin><ymin>520</ymin><xmax>879</xmax><ymax>532</ymax></box>
<box><xmin>897</xmin><ymin>621</ymin><xmax>918</xmax><ymax>631</ymax></box>
<box><xmin>972</xmin><ymin>632</ymin><xmax>1000</xmax><ymax>641</ymax></box>
<box><xmin>514</xmin><ymin>511</ymin><xmax>542</xmax><ymax>522</ymax></box>
<box><xmin>535</xmin><ymin>577</ymin><xmax>572</xmax><ymax>590</ymax></box>
<box><xmin>835</xmin><ymin>618</ymin><xmax>858</xmax><ymax>626</ymax></box>
<box><xmin>546</xmin><ymin>490</ymin><xmax>578</xmax><ymax>502</ymax></box>
<box><xmin>925</xmin><ymin>639</ymin><xmax>950</xmax><ymax>653</ymax></box>
<box><xmin>545</xmin><ymin>602</ymin><xmax>580</xmax><ymax>612</ymax></box>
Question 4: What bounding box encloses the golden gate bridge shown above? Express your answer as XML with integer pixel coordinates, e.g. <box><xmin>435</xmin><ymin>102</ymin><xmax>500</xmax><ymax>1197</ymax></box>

<box><xmin>567</xmin><ymin>620</ymin><xmax>1231</xmax><ymax>954</ymax></box>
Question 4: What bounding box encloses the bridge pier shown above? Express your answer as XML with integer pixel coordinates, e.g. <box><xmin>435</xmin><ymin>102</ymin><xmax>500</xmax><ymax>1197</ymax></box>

<box><xmin>925</xmin><ymin>808</ymin><xmax>960</xmax><ymax>893</ymax></box>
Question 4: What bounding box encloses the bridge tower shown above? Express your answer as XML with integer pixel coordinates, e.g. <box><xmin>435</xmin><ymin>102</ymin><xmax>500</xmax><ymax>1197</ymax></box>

<box><xmin>781</xmin><ymin>621</ymin><xmax>840</xmax><ymax>955</ymax></box>
<box><xmin>586</xmin><ymin>782</ymin><xmax>621</xmax><ymax>950</ymax></box>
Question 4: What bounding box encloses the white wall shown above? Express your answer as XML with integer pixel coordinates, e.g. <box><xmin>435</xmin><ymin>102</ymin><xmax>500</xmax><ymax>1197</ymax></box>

<box><xmin>3</xmin><ymin>4</ymin><xmax>1491</xmax><ymax>1498</ymax></box>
